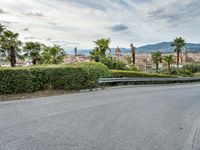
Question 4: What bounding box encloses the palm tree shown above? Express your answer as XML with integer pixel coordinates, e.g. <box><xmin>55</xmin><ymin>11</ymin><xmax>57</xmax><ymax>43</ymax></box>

<box><xmin>41</xmin><ymin>45</ymin><xmax>66</xmax><ymax>64</ymax></box>
<box><xmin>90</xmin><ymin>48</ymin><xmax>101</xmax><ymax>62</ymax></box>
<box><xmin>163</xmin><ymin>55</ymin><xmax>174</xmax><ymax>73</ymax></box>
<box><xmin>0</xmin><ymin>30</ymin><xmax>22</xmax><ymax>67</ymax></box>
<box><xmin>171</xmin><ymin>37</ymin><xmax>186</xmax><ymax>69</ymax></box>
<box><xmin>0</xmin><ymin>24</ymin><xmax>5</xmax><ymax>35</ymax></box>
<box><xmin>151</xmin><ymin>51</ymin><xmax>162</xmax><ymax>72</ymax></box>
<box><xmin>0</xmin><ymin>24</ymin><xmax>6</xmax><ymax>66</ymax></box>
<box><xmin>93</xmin><ymin>38</ymin><xmax>110</xmax><ymax>57</ymax></box>
<box><xmin>23</xmin><ymin>42</ymin><xmax>41</xmax><ymax>65</ymax></box>
<box><xmin>130</xmin><ymin>43</ymin><xmax>136</xmax><ymax>66</ymax></box>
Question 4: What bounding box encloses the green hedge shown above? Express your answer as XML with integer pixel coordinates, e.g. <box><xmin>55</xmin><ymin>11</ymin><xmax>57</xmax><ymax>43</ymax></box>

<box><xmin>0</xmin><ymin>63</ymin><xmax>109</xmax><ymax>94</ymax></box>
<box><xmin>110</xmin><ymin>70</ymin><xmax>173</xmax><ymax>78</ymax></box>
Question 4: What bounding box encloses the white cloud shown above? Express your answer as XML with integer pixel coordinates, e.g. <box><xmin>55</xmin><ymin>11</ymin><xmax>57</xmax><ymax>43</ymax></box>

<box><xmin>0</xmin><ymin>0</ymin><xmax>200</xmax><ymax>50</ymax></box>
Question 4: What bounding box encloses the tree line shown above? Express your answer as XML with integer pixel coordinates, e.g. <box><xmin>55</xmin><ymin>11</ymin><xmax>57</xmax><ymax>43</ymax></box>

<box><xmin>151</xmin><ymin>37</ymin><xmax>186</xmax><ymax>72</ymax></box>
<box><xmin>0</xmin><ymin>24</ymin><xmax>66</xmax><ymax>67</ymax></box>
<box><xmin>90</xmin><ymin>37</ymin><xmax>186</xmax><ymax>72</ymax></box>
<box><xmin>1</xmin><ymin>23</ymin><xmax>186</xmax><ymax>70</ymax></box>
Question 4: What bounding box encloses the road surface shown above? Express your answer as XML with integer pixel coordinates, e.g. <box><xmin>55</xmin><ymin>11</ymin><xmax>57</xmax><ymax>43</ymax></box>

<box><xmin>0</xmin><ymin>84</ymin><xmax>200</xmax><ymax>150</ymax></box>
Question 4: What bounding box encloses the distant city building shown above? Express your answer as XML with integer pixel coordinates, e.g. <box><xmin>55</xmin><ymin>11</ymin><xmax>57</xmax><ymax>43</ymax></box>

<box><xmin>115</xmin><ymin>46</ymin><xmax>122</xmax><ymax>57</ymax></box>
<box><xmin>74</xmin><ymin>47</ymin><xmax>78</xmax><ymax>56</ymax></box>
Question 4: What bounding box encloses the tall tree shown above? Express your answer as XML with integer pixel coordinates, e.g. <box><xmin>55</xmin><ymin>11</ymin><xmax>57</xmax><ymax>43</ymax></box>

<box><xmin>130</xmin><ymin>43</ymin><xmax>136</xmax><ymax>66</ymax></box>
<box><xmin>41</xmin><ymin>45</ymin><xmax>66</xmax><ymax>64</ymax></box>
<box><xmin>0</xmin><ymin>30</ymin><xmax>22</xmax><ymax>67</ymax></box>
<box><xmin>93</xmin><ymin>38</ymin><xmax>110</xmax><ymax>57</ymax></box>
<box><xmin>171</xmin><ymin>37</ymin><xmax>186</xmax><ymax>69</ymax></box>
<box><xmin>163</xmin><ymin>55</ymin><xmax>174</xmax><ymax>73</ymax></box>
<box><xmin>23</xmin><ymin>42</ymin><xmax>41</xmax><ymax>65</ymax></box>
<box><xmin>151</xmin><ymin>51</ymin><xmax>162</xmax><ymax>72</ymax></box>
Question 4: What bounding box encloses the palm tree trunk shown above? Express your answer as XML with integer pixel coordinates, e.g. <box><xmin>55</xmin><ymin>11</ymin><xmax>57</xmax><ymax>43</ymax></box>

<box><xmin>132</xmin><ymin>51</ymin><xmax>135</xmax><ymax>66</ymax></box>
<box><xmin>156</xmin><ymin>63</ymin><xmax>159</xmax><ymax>72</ymax></box>
<box><xmin>32</xmin><ymin>59</ymin><xmax>37</xmax><ymax>65</ymax></box>
<box><xmin>177</xmin><ymin>51</ymin><xmax>179</xmax><ymax>69</ymax></box>
<box><xmin>10</xmin><ymin>47</ymin><xmax>16</xmax><ymax>67</ymax></box>
<box><xmin>168</xmin><ymin>63</ymin><xmax>170</xmax><ymax>73</ymax></box>
<box><xmin>95</xmin><ymin>57</ymin><xmax>100</xmax><ymax>62</ymax></box>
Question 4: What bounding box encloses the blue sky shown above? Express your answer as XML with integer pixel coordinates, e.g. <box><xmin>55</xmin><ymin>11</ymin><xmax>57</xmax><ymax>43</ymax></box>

<box><xmin>0</xmin><ymin>0</ymin><xmax>200</xmax><ymax>49</ymax></box>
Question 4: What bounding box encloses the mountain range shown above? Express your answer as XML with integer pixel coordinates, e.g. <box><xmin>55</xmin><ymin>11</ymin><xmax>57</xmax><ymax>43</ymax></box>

<box><xmin>69</xmin><ymin>42</ymin><xmax>200</xmax><ymax>55</ymax></box>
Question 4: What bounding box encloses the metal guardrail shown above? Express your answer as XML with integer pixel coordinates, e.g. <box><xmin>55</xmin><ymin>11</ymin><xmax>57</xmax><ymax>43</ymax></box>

<box><xmin>98</xmin><ymin>77</ymin><xmax>200</xmax><ymax>84</ymax></box>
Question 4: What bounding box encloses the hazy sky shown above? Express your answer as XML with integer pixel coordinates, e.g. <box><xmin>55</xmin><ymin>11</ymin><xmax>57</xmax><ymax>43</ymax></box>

<box><xmin>0</xmin><ymin>0</ymin><xmax>200</xmax><ymax>49</ymax></box>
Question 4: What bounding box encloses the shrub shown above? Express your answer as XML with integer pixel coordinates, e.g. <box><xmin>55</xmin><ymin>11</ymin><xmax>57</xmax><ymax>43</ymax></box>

<box><xmin>178</xmin><ymin>69</ymin><xmax>192</xmax><ymax>77</ymax></box>
<box><xmin>169</xmin><ymin>67</ymin><xmax>178</xmax><ymax>75</ymax></box>
<box><xmin>81</xmin><ymin>62</ymin><xmax>109</xmax><ymax>88</ymax></box>
<box><xmin>0</xmin><ymin>68</ymin><xmax>35</xmax><ymax>94</ymax></box>
<box><xmin>182</xmin><ymin>63</ymin><xmax>200</xmax><ymax>73</ymax></box>
<box><xmin>127</xmin><ymin>66</ymin><xmax>138</xmax><ymax>71</ymax></box>
<box><xmin>100</xmin><ymin>57</ymin><xmax>126</xmax><ymax>70</ymax></box>
<box><xmin>0</xmin><ymin>63</ymin><xmax>109</xmax><ymax>94</ymax></box>
<box><xmin>110</xmin><ymin>70</ymin><xmax>173</xmax><ymax>78</ymax></box>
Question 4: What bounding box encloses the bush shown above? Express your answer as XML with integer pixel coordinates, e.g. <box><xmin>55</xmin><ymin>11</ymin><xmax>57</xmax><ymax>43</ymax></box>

<box><xmin>127</xmin><ymin>66</ymin><xmax>138</xmax><ymax>71</ymax></box>
<box><xmin>0</xmin><ymin>63</ymin><xmax>109</xmax><ymax>94</ymax></box>
<box><xmin>81</xmin><ymin>62</ymin><xmax>110</xmax><ymax>88</ymax></box>
<box><xmin>110</xmin><ymin>70</ymin><xmax>173</xmax><ymax>78</ymax></box>
<box><xmin>178</xmin><ymin>69</ymin><xmax>192</xmax><ymax>77</ymax></box>
<box><xmin>182</xmin><ymin>63</ymin><xmax>200</xmax><ymax>73</ymax></box>
<box><xmin>100</xmin><ymin>57</ymin><xmax>126</xmax><ymax>70</ymax></box>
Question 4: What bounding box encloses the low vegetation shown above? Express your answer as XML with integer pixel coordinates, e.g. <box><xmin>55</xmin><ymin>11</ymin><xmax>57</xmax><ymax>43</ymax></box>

<box><xmin>100</xmin><ymin>57</ymin><xmax>127</xmax><ymax>70</ymax></box>
<box><xmin>110</xmin><ymin>70</ymin><xmax>172</xmax><ymax>78</ymax></box>
<box><xmin>1</xmin><ymin>23</ymin><xmax>199</xmax><ymax>97</ymax></box>
<box><xmin>0</xmin><ymin>63</ymin><xmax>109</xmax><ymax>94</ymax></box>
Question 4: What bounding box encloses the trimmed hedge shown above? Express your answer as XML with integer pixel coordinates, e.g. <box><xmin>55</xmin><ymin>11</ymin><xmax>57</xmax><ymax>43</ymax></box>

<box><xmin>0</xmin><ymin>63</ymin><xmax>109</xmax><ymax>94</ymax></box>
<box><xmin>110</xmin><ymin>70</ymin><xmax>173</xmax><ymax>78</ymax></box>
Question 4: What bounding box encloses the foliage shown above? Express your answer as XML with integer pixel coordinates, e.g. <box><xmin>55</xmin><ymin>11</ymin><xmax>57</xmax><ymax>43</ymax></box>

<box><xmin>90</xmin><ymin>38</ymin><xmax>111</xmax><ymax>62</ymax></box>
<box><xmin>93</xmin><ymin>38</ymin><xmax>110</xmax><ymax>57</ymax></box>
<box><xmin>163</xmin><ymin>55</ymin><xmax>174</xmax><ymax>72</ymax></box>
<box><xmin>0</xmin><ymin>24</ymin><xmax>5</xmax><ymax>35</ymax></box>
<box><xmin>100</xmin><ymin>57</ymin><xmax>126</xmax><ymax>70</ymax></box>
<box><xmin>110</xmin><ymin>70</ymin><xmax>172</xmax><ymax>78</ymax></box>
<box><xmin>182</xmin><ymin>62</ymin><xmax>200</xmax><ymax>73</ymax></box>
<box><xmin>127</xmin><ymin>66</ymin><xmax>138</xmax><ymax>71</ymax></box>
<box><xmin>178</xmin><ymin>69</ymin><xmax>192</xmax><ymax>77</ymax></box>
<box><xmin>23</xmin><ymin>42</ymin><xmax>42</xmax><ymax>65</ymax></box>
<box><xmin>80</xmin><ymin>62</ymin><xmax>109</xmax><ymax>88</ymax></box>
<box><xmin>90</xmin><ymin>48</ymin><xmax>101</xmax><ymax>62</ymax></box>
<box><xmin>0</xmin><ymin>30</ymin><xmax>22</xmax><ymax>67</ymax></box>
<box><xmin>151</xmin><ymin>51</ymin><xmax>162</xmax><ymax>72</ymax></box>
<box><xmin>124</xmin><ymin>54</ymin><xmax>132</xmax><ymax>65</ymax></box>
<box><xmin>0</xmin><ymin>63</ymin><xmax>109</xmax><ymax>94</ymax></box>
<box><xmin>40</xmin><ymin>45</ymin><xmax>66</xmax><ymax>64</ymax></box>
<box><xmin>171</xmin><ymin>37</ymin><xmax>186</xmax><ymax>69</ymax></box>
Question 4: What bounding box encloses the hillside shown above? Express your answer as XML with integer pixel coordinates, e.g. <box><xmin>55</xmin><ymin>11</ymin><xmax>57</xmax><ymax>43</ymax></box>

<box><xmin>73</xmin><ymin>42</ymin><xmax>200</xmax><ymax>55</ymax></box>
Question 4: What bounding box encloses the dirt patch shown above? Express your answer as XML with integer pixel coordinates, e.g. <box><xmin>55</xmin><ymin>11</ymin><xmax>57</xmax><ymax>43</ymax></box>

<box><xmin>0</xmin><ymin>90</ymin><xmax>79</xmax><ymax>102</ymax></box>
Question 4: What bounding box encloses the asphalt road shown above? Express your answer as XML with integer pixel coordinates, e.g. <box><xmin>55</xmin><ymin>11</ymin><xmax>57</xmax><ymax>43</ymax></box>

<box><xmin>0</xmin><ymin>84</ymin><xmax>200</xmax><ymax>150</ymax></box>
